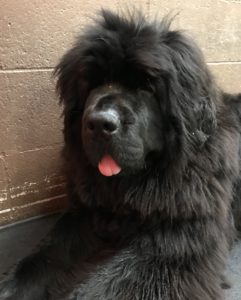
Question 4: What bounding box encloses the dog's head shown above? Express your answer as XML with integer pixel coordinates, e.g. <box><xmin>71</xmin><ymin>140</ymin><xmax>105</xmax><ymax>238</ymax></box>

<box><xmin>55</xmin><ymin>10</ymin><xmax>217</xmax><ymax>177</ymax></box>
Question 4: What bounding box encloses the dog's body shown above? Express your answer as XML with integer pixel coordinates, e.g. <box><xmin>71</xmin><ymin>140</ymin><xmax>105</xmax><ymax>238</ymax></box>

<box><xmin>1</xmin><ymin>10</ymin><xmax>241</xmax><ymax>300</ymax></box>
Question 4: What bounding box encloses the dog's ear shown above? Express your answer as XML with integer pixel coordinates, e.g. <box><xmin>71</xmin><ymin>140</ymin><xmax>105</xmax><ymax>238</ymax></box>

<box><xmin>54</xmin><ymin>46</ymin><xmax>88</xmax><ymax>116</ymax></box>
<box><xmin>159</xmin><ymin>30</ymin><xmax>217</xmax><ymax>150</ymax></box>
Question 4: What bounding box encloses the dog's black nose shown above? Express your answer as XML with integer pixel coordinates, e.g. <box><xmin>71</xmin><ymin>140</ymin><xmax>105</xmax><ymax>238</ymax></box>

<box><xmin>85</xmin><ymin>110</ymin><xmax>120</xmax><ymax>136</ymax></box>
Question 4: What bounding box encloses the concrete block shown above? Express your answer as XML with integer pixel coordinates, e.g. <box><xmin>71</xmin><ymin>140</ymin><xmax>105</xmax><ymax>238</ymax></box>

<box><xmin>209</xmin><ymin>63</ymin><xmax>241</xmax><ymax>93</ymax></box>
<box><xmin>0</xmin><ymin>158</ymin><xmax>10</xmax><ymax>211</ymax></box>
<box><xmin>0</xmin><ymin>0</ymin><xmax>119</xmax><ymax>70</ymax></box>
<box><xmin>1</xmin><ymin>1</ymin><xmax>240</xmax><ymax>68</ymax></box>
<box><xmin>6</xmin><ymin>147</ymin><xmax>64</xmax><ymax>203</ymax></box>
<box><xmin>149</xmin><ymin>0</ymin><xmax>241</xmax><ymax>62</ymax></box>
<box><xmin>0</xmin><ymin>147</ymin><xmax>66</xmax><ymax>225</ymax></box>
<box><xmin>0</xmin><ymin>157</ymin><xmax>13</xmax><ymax>223</ymax></box>
<box><xmin>116</xmin><ymin>0</ymin><xmax>149</xmax><ymax>15</ymax></box>
<box><xmin>0</xmin><ymin>71</ymin><xmax>63</xmax><ymax>153</ymax></box>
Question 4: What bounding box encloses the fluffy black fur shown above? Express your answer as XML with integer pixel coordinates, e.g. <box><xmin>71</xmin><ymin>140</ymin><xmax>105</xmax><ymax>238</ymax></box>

<box><xmin>1</xmin><ymin>10</ymin><xmax>241</xmax><ymax>300</ymax></box>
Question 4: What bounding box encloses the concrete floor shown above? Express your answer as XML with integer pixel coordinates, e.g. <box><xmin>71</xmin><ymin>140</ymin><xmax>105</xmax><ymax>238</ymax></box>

<box><xmin>0</xmin><ymin>215</ymin><xmax>240</xmax><ymax>299</ymax></box>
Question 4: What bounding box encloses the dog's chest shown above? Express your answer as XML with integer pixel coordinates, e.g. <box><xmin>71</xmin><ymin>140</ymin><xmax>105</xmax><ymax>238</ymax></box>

<box><xmin>91</xmin><ymin>211</ymin><xmax>140</xmax><ymax>245</ymax></box>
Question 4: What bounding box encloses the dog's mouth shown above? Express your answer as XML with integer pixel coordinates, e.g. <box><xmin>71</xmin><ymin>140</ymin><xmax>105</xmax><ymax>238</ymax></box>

<box><xmin>98</xmin><ymin>155</ymin><xmax>122</xmax><ymax>177</ymax></box>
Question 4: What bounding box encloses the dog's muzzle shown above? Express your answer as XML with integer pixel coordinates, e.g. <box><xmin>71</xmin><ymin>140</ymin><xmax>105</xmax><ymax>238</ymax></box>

<box><xmin>84</xmin><ymin>109</ymin><xmax>120</xmax><ymax>139</ymax></box>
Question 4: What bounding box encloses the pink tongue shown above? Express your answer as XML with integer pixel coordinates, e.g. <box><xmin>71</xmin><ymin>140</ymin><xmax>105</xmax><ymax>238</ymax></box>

<box><xmin>98</xmin><ymin>155</ymin><xmax>121</xmax><ymax>177</ymax></box>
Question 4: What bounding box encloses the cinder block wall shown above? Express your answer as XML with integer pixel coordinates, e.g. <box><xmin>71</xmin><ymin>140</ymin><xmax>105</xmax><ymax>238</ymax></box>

<box><xmin>0</xmin><ymin>0</ymin><xmax>241</xmax><ymax>225</ymax></box>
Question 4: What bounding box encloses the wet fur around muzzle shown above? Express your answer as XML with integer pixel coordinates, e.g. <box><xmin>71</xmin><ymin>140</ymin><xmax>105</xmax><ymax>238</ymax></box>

<box><xmin>1</xmin><ymin>9</ymin><xmax>241</xmax><ymax>300</ymax></box>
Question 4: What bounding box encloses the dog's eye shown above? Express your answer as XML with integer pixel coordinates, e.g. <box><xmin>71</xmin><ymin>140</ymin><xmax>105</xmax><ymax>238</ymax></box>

<box><xmin>121</xmin><ymin>109</ymin><xmax>136</xmax><ymax>124</ymax></box>
<box><xmin>122</xmin><ymin>119</ymin><xmax>135</xmax><ymax>126</ymax></box>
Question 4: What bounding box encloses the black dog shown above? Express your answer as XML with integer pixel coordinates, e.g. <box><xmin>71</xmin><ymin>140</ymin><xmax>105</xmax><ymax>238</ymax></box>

<box><xmin>1</xmin><ymin>9</ymin><xmax>241</xmax><ymax>300</ymax></box>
